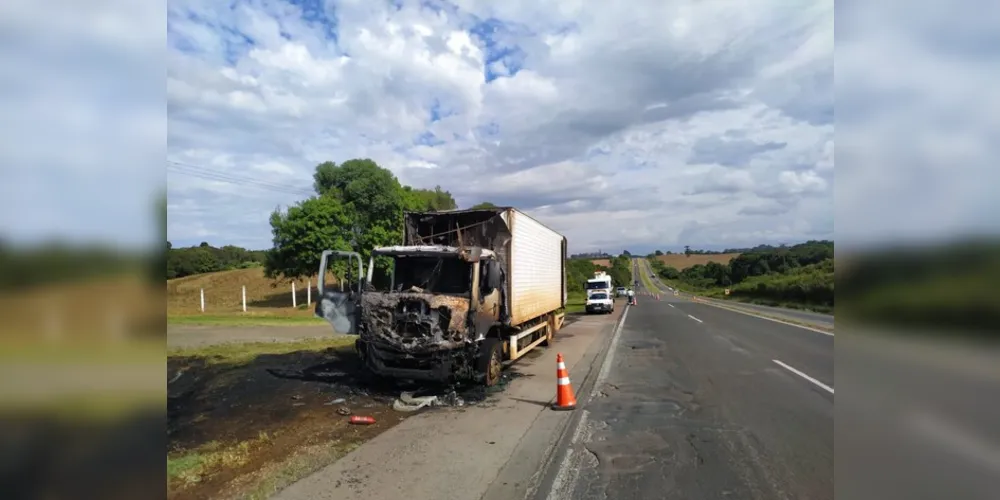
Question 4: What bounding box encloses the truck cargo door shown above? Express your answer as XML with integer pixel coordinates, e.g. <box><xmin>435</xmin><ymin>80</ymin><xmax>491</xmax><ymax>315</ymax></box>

<box><xmin>315</xmin><ymin>250</ymin><xmax>363</xmax><ymax>335</ymax></box>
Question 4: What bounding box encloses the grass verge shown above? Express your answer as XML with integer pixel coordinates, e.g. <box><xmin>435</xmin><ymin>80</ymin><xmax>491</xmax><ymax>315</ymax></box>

<box><xmin>638</xmin><ymin>263</ymin><xmax>661</xmax><ymax>294</ymax></box>
<box><xmin>168</xmin><ymin>432</ymin><xmax>274</xmax><ymax>489</ymax></box>
<box><xmin>565</xmin><ymin>292</ymin><xmax>586</xmax><ymax>314</ymax></box>
<box><xmin>168</xmin><ymin>313</ymin><xmax>325</xmax><ymax>327</ymax></box>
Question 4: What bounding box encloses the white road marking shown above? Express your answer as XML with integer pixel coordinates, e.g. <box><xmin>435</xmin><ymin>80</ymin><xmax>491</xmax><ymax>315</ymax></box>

<box><xmin>693</xmin><ymin>299</ymin><xmax>834</xmax><ymax>336</ymax></box>
<box><xmin>549</xmin><ymin>410</ymin><xmax>590</xmax><ymax>500</ymax></box>
<box><xmin>551</xmin><ymin>305</ymin><xmax>631</xmax><ymax>499</ymax></box>
<box><xmin>772</xmin><ymin>359</ymin><xmax>834</xmax><ymax>394</ymax></box>
<box><xmin>591</xmin><ymin>306</ymin><xmax>629</xmax><ymax>398</ymax></box>
<box><xmin>687</xmin><ymin>314</ymin><xmax>703</xmax><ymax>323</ymax></box>
<box><xmin>907</xmin><ymin>412</ymin><xmax>1000</xmax><ymax>474</ymax></box>
<box><xmin>668</xmin><ymin>304</ymin><xmax>675</xmax><ymax>308</ymax></box>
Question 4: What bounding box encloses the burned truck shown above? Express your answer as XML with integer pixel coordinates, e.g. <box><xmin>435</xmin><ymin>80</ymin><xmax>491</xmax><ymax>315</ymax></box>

<box><xmin>315</xmin><ymin>207</ymin><xmax>568</xmax><ymax>386</ymax></box>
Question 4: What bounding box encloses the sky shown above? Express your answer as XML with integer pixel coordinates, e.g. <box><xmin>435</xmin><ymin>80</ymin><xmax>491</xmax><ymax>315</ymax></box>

<box><xmin>164</xmin><ymin>0</ymin><xmax>835</xmax><ymax>254</ymax></box>
<box><xmin>4</xmin><ymin>1</ymin><xmax>996</xmax><ymax>255</ymax></box>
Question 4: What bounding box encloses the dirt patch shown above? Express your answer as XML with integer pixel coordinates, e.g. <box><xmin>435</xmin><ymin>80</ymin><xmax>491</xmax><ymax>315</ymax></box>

<box><xmin>589</xmin><ymin>259</ymin><xmax>612</xmax><ymax>268</ymax></box>
<box><xmin>168</xmin><ymin>342</ymin><xmax>407</xmax><ymax>500</ymax></box>
<box><xmin>654</xmin><ymin>253</ymin><xmax>740</xmax><ymax>271</ymax></box>
<box><xmin>167</xmin><ymin>339</ymin><xmax>523</xmax><ymax>499</ymax></box>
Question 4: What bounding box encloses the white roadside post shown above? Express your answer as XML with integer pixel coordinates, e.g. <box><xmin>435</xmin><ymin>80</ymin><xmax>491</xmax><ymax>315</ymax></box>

<box><xmin>292</xmin><ymin>282</ymin><xmax>297</xmax><ymax>308</ymax></box>
<box><xmin>200</xmin><ymin>288</ymin><xmax>205</xmax><ymax>312</ymax></box>
<box><xmin>307</xmin><ymin>279</ymin><xmax>312</xmax><ymax>306</ymax></box>
<box><xmin>242</xmin><ymin>285</ymin><xmax>247</xmax><ymax>313</ymax></box>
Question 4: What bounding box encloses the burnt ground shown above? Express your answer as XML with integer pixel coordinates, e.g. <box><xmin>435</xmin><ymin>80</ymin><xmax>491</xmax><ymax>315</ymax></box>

<box><xmin>167</xmin><ymin>336</ymin><xmax>544</xmax><ymax>500</ymax></box>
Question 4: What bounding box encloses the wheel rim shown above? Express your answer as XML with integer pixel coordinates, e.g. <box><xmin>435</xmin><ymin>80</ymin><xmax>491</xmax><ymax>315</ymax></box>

<box><xmin>489</xmin><ymin>350</ymin><xmax>502</xmax><ymax>384</ymax></box>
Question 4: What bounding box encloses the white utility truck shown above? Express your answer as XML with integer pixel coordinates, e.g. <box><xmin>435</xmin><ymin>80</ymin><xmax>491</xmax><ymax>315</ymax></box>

<box><xmin>585</xmin><ymin>271</ymin><xmax>613</xmax><ymax>298</ymax></box>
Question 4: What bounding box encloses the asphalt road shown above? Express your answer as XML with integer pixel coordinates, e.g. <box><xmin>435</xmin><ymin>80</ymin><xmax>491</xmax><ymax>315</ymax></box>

<box><xmin>542</xmin><ymin>262</ymin><xmax>834</xmax><ymax>499</ymax></box>
<box><xmin>637</xmin><ymin>258</ymin><xmax>835</xmax><ymax>329</ymax></box>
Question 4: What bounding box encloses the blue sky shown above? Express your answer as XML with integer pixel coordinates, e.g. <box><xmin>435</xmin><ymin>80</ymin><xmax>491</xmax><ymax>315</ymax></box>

<box><xmin>158</xmin><ymin>0</ymin><xmax>989</xmax><ymax>253</ymax></box>
<box><xmin>3</xmin><ymin>1</ymin><xmax>998</xmax><ymax>254</ymax></box>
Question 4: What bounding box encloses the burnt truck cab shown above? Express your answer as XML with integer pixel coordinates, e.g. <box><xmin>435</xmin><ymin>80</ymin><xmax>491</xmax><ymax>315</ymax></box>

<box><xmin>315</xmin><ymin>244</ymin><xmax>507</xmax><ymax>385</ymax></box>
<box><xmin>316</xmin><ymin>207</ymin><xmax>567</xmax><ymax>387</ymax></box>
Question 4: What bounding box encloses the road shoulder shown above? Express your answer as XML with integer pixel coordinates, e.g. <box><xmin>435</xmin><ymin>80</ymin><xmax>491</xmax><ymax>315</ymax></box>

<box><xmin>273</xmin><ymin>305</ymin><xmax>626</xmax><ymax>500</ymax></box>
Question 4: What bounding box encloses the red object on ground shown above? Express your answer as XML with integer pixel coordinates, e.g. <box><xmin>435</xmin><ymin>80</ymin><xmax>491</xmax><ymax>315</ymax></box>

<box><xmin>349</xmin><ymin>415</ymin><xmax>376</xmax><ymax>425</ymax></box>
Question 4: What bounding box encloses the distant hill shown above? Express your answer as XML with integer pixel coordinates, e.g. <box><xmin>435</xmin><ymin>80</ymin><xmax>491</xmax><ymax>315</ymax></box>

<box><xmin>654</xmin><ymin>253</ymin><xmax>741</xmax><ymax>270</ymax></box>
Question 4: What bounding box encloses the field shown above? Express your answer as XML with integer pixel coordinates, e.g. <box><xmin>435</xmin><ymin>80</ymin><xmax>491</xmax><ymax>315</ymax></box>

<box><xmin>167</xmin><ymin>268</ymin><xmax>338</xmax><ymax>325</ymax></box>
<box><xmin>588</xmin><ymin>259</ymin><xmax>612</xmax><ymax>268</ymax></box>
<box><xmin>654</xmin><ymin>253</ymin><xmax>741</xmax><ymax>270</ymax></box>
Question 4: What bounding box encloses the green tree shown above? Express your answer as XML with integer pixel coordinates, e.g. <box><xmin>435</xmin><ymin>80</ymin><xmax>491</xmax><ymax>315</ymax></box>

<box><xmin>654</xmin><ymin>249</ymin><xmax>663</xmax><ymax>256</ymax></box>
<box><xmin>265</xmin><ymin>196</ymin><xmax>353</xmax><ymax>279</ymax></box>
<box><xmin>684</xmin><ymin>245</ymin><xmax>691</xmax><ymax>257</ymax></box>
<box><xmin>404</xmin><ymin>185</ymin><xmax>457</xmax><ymax>211</ymax></box>
<box><xmin>311</xmin><ymin>159</ymin><xmax>407</xmax><ymax>275</ymax></box>
<box><xmin>469</xmin><ymin>201</ymin><xmax>498</xmax><ymax>209</ymax></box>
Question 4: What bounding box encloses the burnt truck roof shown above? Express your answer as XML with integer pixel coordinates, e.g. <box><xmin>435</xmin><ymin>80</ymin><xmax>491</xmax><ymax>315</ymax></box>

<box><xmin>373</xmin><ymin>245</ymin><xmax>497</xmax><ymax>259</ymax></box>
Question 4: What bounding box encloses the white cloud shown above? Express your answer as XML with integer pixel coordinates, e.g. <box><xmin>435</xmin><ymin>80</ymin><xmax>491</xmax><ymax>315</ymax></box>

<box><xmin>159</xmin><ymin>0</ymin><xmax>836</xmax><ymax>252</ymax></box>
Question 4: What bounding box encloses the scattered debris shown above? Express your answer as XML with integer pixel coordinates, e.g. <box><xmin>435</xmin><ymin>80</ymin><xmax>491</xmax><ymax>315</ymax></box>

<box><xmin>443</xmin><ymin>390</ymin><xmax>465</xmax><ymax>407</ymax></box>
<box><xmin>324</xmin><ymin>398</ymin><xmax>347</xmax><ymax>406</ymax></box>
<box><xmin>292</xmin><ymin>403</ymin><xmax>305</xmax><ymax>407</ymax></box>
<box><xmin>392</xmin><ymin>391</ymin><xmax>439</xmax><ymax>412</ymax></box>
<box><xmin>291</xmin><ymin>395</ymin><xmax>302</xmax><ymax>400</ymax></box>
<box><xmin>349</xmin><ymin>416</ymin><xmax>376</xmax><ymax>425</ymax></box>
<box><xmin>337</xmin><ymin>407</ymin><xmax>352</xmax><ymax>416</ymax></box>
<box><xmin>168</xmin><ymin>368</ymin><xmax>187</xmax><ymax>385</ymax></box>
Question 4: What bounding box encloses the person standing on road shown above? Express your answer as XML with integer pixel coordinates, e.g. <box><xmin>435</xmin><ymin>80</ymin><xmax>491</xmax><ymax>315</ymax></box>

<box><xmin>627</xmin><ymin>288</ymin><xmax>635</xmax><ymax>305</ymax></box>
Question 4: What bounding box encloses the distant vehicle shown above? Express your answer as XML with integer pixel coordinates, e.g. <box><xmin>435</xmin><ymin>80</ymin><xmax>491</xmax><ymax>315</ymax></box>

<box><xmin>585</xmin><ymin>292</ymin><xmax>614</xmax><ymax>314</ymax></box>
<box><xmin>634</xmin><ymin>279</ymin><xmax>639</xmax><ymax>286</ymax></box>
<box><xmin>615</xmin><ymin>286</ymin><xmax>627</xmax><ymax>297</ymax></box>
<box><xmin>586</xmin><ymin>271</ymin><xmax>613</xmax><ymax>298</ymax></box>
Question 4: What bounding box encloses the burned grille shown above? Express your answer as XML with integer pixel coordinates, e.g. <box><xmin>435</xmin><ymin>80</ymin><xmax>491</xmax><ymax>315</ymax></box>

<box><xmin>392</xmin><ymin>299</ymin><xmax>452</xmax><ymax>340</ymax></box>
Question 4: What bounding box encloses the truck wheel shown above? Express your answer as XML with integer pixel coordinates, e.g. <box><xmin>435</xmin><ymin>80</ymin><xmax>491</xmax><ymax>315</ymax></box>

<box><xmin>541</xmin><ymin>318</ymin><xmax>555</xmax><ymax>346</ymax></box>
<box><xmin>478</xmin><ymin>338</ymin><xmax>504</xmax><ymax>387</ymax></box>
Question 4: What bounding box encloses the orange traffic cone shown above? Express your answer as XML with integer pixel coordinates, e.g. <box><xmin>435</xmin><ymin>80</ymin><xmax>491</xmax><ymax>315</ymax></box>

<box><xmin>552</xmin><ymin>353</ymin><xmax>577</xmax><ymax>411</ymax></box>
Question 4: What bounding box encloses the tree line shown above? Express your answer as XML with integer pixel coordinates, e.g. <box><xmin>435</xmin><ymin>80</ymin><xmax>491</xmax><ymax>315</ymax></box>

<box><xmin>649</xmin><ymin>240</ymin><xmax>835</xmax><ymax>310</ymax></box>
<box><xmin>166</xmin><ymin>242</ymin><xmax>268</xmax><ymax>279</ymax></box>
<box><xmin>566</xmin><ymin>254</ymin><xmax>632</xmax><ymax>297</ymax></box>
<box><xmin>644</xmin><ymin>244</ymin><xmax>797</xmax><ymax>258</ymax></box>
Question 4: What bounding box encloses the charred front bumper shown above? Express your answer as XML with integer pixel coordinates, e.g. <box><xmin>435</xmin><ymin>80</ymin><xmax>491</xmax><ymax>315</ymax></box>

<box><xmin>356</xmin><ymin>340</ymin><xmax>469</xmax><ymax>381</ymax></box>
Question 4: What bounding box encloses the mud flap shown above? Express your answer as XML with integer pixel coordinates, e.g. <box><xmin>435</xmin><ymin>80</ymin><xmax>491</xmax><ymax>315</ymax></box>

<box><xmin>315</xmin><ymin>250</ymin><xmax>364</xmax><ymax>335</ymax></box>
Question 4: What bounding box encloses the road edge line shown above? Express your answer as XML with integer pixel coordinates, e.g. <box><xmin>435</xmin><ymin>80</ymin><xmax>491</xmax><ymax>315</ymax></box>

<box><xmin>693</xmin><ymin>299</ymin><xmax>835</xmax><ymax>336</ymax></box>
<box><xmin>526</xmin><ymin>304</ymin><xmax>631</xmax><ymax>500</ymax></box>
<box><xmin>773</xmin><ymin>359</ymin><xmax>835</xmax><ymax>394</ymax></box>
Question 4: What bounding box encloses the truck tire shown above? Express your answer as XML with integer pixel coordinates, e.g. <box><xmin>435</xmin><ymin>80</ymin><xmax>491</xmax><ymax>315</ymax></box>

<box><xmin>478</xmin><ymin>338</ymin><xmax>504</xmax><ymax>387</ymax></box>
<box><xmin>542</xmin><ymin>315</ymin><xmax>555</xmax><ymax>346</ymax></box>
